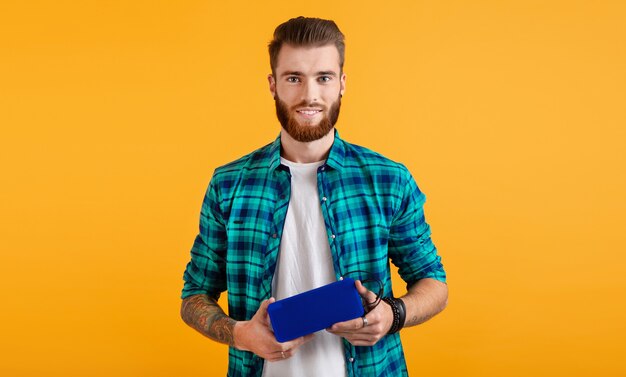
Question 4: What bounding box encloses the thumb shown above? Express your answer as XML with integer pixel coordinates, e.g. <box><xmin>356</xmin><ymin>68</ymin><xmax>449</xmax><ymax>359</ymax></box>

<box><xmin>355</xmin><ymin>280</ymin><xmax>377</xmax><ymax>302</ymax></box>
<box><xmin>255</xmin><ymin>297</ymin><xmax>275</xmax><ymax>322</ymax></box>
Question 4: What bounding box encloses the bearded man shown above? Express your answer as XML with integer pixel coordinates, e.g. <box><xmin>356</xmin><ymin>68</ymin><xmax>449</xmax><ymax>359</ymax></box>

<box><xmin>180</xmin><ymin>16</ymin><xmax>448</xmax><ymax>377</ymax></box>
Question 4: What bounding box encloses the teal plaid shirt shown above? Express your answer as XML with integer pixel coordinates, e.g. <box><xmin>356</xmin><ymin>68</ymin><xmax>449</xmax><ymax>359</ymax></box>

<box><xmin>182</xmin><ymin>130</ymin><xmax>446</xmax><ymax>377</ymax></box>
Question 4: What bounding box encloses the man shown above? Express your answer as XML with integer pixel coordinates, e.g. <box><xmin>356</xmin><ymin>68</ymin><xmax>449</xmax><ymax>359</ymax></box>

<box><xmin>180</xmin><ymin>16</ymin><xmax>447</xmax><ymax>377</ymax></box>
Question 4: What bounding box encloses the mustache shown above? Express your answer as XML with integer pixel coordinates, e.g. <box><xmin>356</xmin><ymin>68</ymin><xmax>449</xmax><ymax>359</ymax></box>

<box><xmin>274</xmin><ymin>98</ymin><xmax>328</xmax><ymax>111</ymax></box>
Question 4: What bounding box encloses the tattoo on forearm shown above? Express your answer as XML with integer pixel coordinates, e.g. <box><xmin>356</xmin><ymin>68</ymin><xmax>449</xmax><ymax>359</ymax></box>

<box><xmin>405</xmin><ymin>313</ymin><xmax>433</xmax><ymax>327</ymax></box>
<box><xmin>402</xmin><ymin>279</ymin><xmax>448</xmax><ymax>328</ymax></box>
<box><xmin>405</xmin><ymin>315</ymin><xmax>420</xmax><ymax>327</ymax></box>
<box><xmin>181</xmin><ymin>294</ymin><xmax>236</xmax><ymax>346</ymax></box>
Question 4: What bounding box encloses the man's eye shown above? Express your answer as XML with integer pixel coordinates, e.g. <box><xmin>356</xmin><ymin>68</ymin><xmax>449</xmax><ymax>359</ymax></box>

<box><xmin>287</xmin><ymin>77</ymin><xmax>300</xmax><ymax>83</ymax></box>
<box><xmin>318</xmin><ymin>76</ymin><xmax>331</xmax><ymax>82</ymax></box>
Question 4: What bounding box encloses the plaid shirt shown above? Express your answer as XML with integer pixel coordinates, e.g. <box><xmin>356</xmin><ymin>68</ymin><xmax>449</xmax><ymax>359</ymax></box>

<box><xmin>182</xmin><ymin>130</ymin><xmax>446</xmax><ymax>377</ymax></box>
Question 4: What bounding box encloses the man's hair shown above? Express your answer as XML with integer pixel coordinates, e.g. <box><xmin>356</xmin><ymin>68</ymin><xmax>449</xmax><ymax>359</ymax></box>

<box><xmin>268</xmin><ymin>16</ymin><xmax>345</xmax><ymax>75</ymax></box>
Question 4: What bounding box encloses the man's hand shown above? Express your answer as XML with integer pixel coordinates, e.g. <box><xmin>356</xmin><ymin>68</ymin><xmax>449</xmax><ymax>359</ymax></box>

<box><xmin>326</xmin><ymin>280</ymin><xmax>394</xmax><ymax>346</ymax></box>
<box><xmin>234</xmin><ymin>297</ymin><xmax>315</xmax><ymax>362</ymax></box>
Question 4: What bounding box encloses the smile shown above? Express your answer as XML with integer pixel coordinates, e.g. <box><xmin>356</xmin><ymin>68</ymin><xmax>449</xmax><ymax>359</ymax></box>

<box><xmin>296</xmin><ymin>109</ymin><xmax>322</xmax><ymax>117</ymax></box>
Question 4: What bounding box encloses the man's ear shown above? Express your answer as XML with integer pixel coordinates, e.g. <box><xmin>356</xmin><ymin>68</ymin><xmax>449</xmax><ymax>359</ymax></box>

<box><xmin>268</xmin><ymin>74</ymin><xmax>276</xmax><ymax>98</ymax></box>
<box><xmin>340</xmin><ymin>72</ymin><xmax>346</xmax><ymax>97</ymax></box>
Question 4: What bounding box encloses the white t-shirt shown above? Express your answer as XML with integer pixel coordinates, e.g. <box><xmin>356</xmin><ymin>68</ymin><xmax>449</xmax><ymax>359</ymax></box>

<box><xmin>262</xmin><ymin>158</ymin><xmax>346</xmax><ymax>377</ymax></box>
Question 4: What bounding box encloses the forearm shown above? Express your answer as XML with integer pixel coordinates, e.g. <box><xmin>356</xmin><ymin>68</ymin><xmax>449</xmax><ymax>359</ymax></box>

<box><xmin>180</xmin><ymin>293</ymin><xmax>237</xmax><ymax>346</ymax></box>
<box><xmin>400</xmin><ymin>278</ymin><xmax>448</xmax><ymax>327</ymax></box>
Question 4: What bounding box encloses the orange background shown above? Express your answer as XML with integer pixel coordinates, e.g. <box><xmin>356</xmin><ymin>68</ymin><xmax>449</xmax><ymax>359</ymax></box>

<box><xmin>1</xmin><ymin>1</ymin><xmax>625</xmax><ymax>376</ymax></box>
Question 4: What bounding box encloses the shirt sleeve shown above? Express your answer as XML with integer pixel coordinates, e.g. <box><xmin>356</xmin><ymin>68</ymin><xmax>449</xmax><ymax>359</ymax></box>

<box><xmin>388</xmin><ymin>170</ymin><xmax>446</xmax><ymax>288</ymax></box>
<box><xmin>181</xmin><ymin>175</ymin><xmax>228</xmax><ymax>300</ymax></box>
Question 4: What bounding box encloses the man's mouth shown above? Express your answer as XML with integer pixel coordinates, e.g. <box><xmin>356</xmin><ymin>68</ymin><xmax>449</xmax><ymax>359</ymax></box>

<box><xmin>296</xmin><ymin>108</ymin><xmax>322</xmax><ymax>117</ymax></box>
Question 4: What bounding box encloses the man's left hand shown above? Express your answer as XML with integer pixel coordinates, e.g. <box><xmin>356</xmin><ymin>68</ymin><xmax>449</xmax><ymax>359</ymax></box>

<box><xmin>326</xmin><ymin>280</ymin><xmax>394</xmax><ymax>346</ymax></box>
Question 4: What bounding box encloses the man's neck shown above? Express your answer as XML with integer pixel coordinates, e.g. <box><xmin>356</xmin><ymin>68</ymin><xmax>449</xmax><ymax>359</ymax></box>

<box><xmin>280</xmin><ymin>129</ymin><xmax>335</xmax><ymax>163</ymax></box>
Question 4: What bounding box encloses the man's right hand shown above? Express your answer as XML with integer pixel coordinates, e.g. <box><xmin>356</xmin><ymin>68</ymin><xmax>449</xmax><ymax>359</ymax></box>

<box><xmin>233</xmin><ymin>297</ymin><xmax>315</xmax><ymax>362</ymax></box>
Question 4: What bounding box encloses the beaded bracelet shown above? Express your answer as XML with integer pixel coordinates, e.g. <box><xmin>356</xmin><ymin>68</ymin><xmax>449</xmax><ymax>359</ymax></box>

<box><xmin>382</xmin><ymin>297</ymin><xmax>407</xmax><ymax>334</ymax></box>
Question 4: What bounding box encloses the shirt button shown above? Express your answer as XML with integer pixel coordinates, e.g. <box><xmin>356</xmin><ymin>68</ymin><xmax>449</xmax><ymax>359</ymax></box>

<box><xmin>321</xmin><ymin>166</ymin><xmax>325</xmax><ymax>171</ymax></box>
<box><xmin>331</xmin><ymin>234</ymin><xmax>336</xmax><ymax>239</ymax></box>
<box><xmin>349</xmin><ymin>357</ymin><xmax>354</xmax><ymax>363</ymax></box>
<box><xmin>322</xmin><ymin>196</ymin><xmax>327</xmax><ymax>201</ymax></box>
<box><xmin>272</xmin><ymin>234</ymin><xmax>277</xmax><ymax>239</ymax></box>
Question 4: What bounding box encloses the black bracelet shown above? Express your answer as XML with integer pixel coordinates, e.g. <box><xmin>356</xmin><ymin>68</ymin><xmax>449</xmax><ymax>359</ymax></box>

<box><xmin>395</xmin><ymin>297</ymin><xmax>406</xmax><ymax>331</ymax></box>
<box><xmin>382</xmin><ymin>297</ymin><xmax>406</xmax><ymax>334</ymax></box>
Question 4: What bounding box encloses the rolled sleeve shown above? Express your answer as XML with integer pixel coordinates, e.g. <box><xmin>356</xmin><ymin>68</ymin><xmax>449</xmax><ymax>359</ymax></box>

<box><xmin>388</xmin><ymin>172</ymin><xmax>446</xmax><ymax>288</ymax></box>
<box><xmin>181</xmin><ymin>176</ymin><xmax>228</xmax><ymax>300</ymax></box>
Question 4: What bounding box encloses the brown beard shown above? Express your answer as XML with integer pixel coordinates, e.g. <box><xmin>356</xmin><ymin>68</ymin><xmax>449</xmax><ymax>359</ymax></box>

<box><xmin>274</xmin><ymin>94</ymin><xmax>341</xmax><ymax>142</ymax></box>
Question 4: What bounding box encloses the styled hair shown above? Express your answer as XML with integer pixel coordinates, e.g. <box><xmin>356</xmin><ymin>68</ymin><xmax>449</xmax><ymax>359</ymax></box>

<box><xmin>268</xmin><ymin>16</ymin><xmax>345</xmax><ymax>75</ymax></box>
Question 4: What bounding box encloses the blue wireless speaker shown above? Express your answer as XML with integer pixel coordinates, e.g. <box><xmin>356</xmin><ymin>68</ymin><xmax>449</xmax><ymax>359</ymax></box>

<box><xmin>267</xmin><ymin>277</ymin><xmax>365</xmax><ymax>343</ymax></box>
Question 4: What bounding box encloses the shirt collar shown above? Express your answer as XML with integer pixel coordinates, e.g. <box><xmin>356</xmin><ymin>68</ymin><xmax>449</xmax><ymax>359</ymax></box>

<box><xmin>325</xmin><ymin>129</ymin><xmax>345</xmax><ymax>171</ymax></box>
<box><xmin>268</xmin><ymin>134</ymin><xmax>283</xmax><ymax>172</ymax></box>
<box><xmin>269</xmin><ymin>129</ymin><xmax>346</xmax><ymax>172</ymax></box>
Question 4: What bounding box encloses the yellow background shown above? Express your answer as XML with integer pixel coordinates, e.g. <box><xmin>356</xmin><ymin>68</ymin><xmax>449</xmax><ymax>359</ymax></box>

<box><xmin>1</xmin><ymin>1</ymin><xmax>625</xmax><ymax>376</ymax></box>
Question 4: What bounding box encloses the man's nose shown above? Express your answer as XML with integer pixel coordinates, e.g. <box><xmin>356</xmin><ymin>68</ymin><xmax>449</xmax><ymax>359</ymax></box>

<box><xmin>301</xmin><ymin>80</ymin><xmax>320</xmax><ymax>103</ymax></box>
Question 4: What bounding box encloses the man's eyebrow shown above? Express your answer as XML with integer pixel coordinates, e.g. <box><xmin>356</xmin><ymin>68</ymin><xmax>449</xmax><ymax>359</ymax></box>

<box><xmin>279</xmin><ymin>70</ymin><xmax>338</xmax><ymax>78</ymax></box>
<box><xmin>280</xmin><ymin>71</ymin><xmax>304</xmax><ymax>78</ymax></box>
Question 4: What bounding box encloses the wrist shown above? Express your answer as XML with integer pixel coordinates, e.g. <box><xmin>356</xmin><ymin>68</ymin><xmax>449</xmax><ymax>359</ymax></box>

<box><xmin>232</xmin><ymin>321</ymin><xmax>248</xmax><ymax>351</ymax></box>
<box><xmin>382</xmin><ymin>297</ymin><xmax>406</xmax><ymax>334</ymax></box>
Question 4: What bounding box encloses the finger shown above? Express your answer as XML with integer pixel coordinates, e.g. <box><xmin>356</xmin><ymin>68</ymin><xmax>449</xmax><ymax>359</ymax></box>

<box><xmin>266</xmin><ymin>353</ymin><xmax>284</xmax><ymax>362</ymax></box>
<box><xmin>300</xmin><ymin>333</ymin><xmax>315</xmax><ymax>345</ymax></box>
<box><xmin>327</xmin><ymin>317</ymin><xmax>363</xmax><ymax>332</ymax></box>
<box><xmin>255</xmin><ymin>297</ymin><xmax>275</xmax><ymax>321</ymax></box>
<box><xmin>257</xmin><ymin>297</ymin><xmax>274</xmax><ymax>315</ymax></box>
<box><xmin>331</xmin><ymin>331</ymin><xmax>378</xmax><ymax>346</ymax></box>
<box><xmin>267</xmin><ymin>336</ymin><xmax>312</xmax><ymax>361</ymax></box>
<box><xmin>272</xmin><ymin>349</ymin><xmax>291</xmax><ymax>360</ymax></box>
<box><xmin>267</xmin><ymin>348</ymin><xmax>295</xmax><ymax>362</ymax></box>
<box><xmin>328</xmin><ymin>326</ymin><xmax>377</xmax><ymax>338</ymax></box>
<box><xmin>339</xmin><ymin>329</ymin><xmax>380</xmax><ymax>343</ymax></box>
<box><xmin>355</xmin><ymin>280</ymin><xmax>377</xmax><ymax>302</ymax></box>
<box><xmin>340</xmin><ymin>333</ymin><xmax>375</xmax><ymax>342</ymax></box>
<box><xmin>279</xmin><ymin>333</ymin><xmax>315</xmax><ymax>350</ymax></box>
<box><xmin>264</xmin><ymin>297</ymin><xmax>276</xmax><ymax>324</ymax></box>
<box><xmin>328</xmin><ymin>322</ymin><xmax>378</xmax><ymax>336</ymax></box>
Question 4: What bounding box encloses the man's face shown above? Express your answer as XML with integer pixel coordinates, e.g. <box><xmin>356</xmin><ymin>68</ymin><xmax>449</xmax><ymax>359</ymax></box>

<box><xmin>269</xmin><ymin>44</ymin><xmax>346</xmax><ymax>142</ymax></box>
